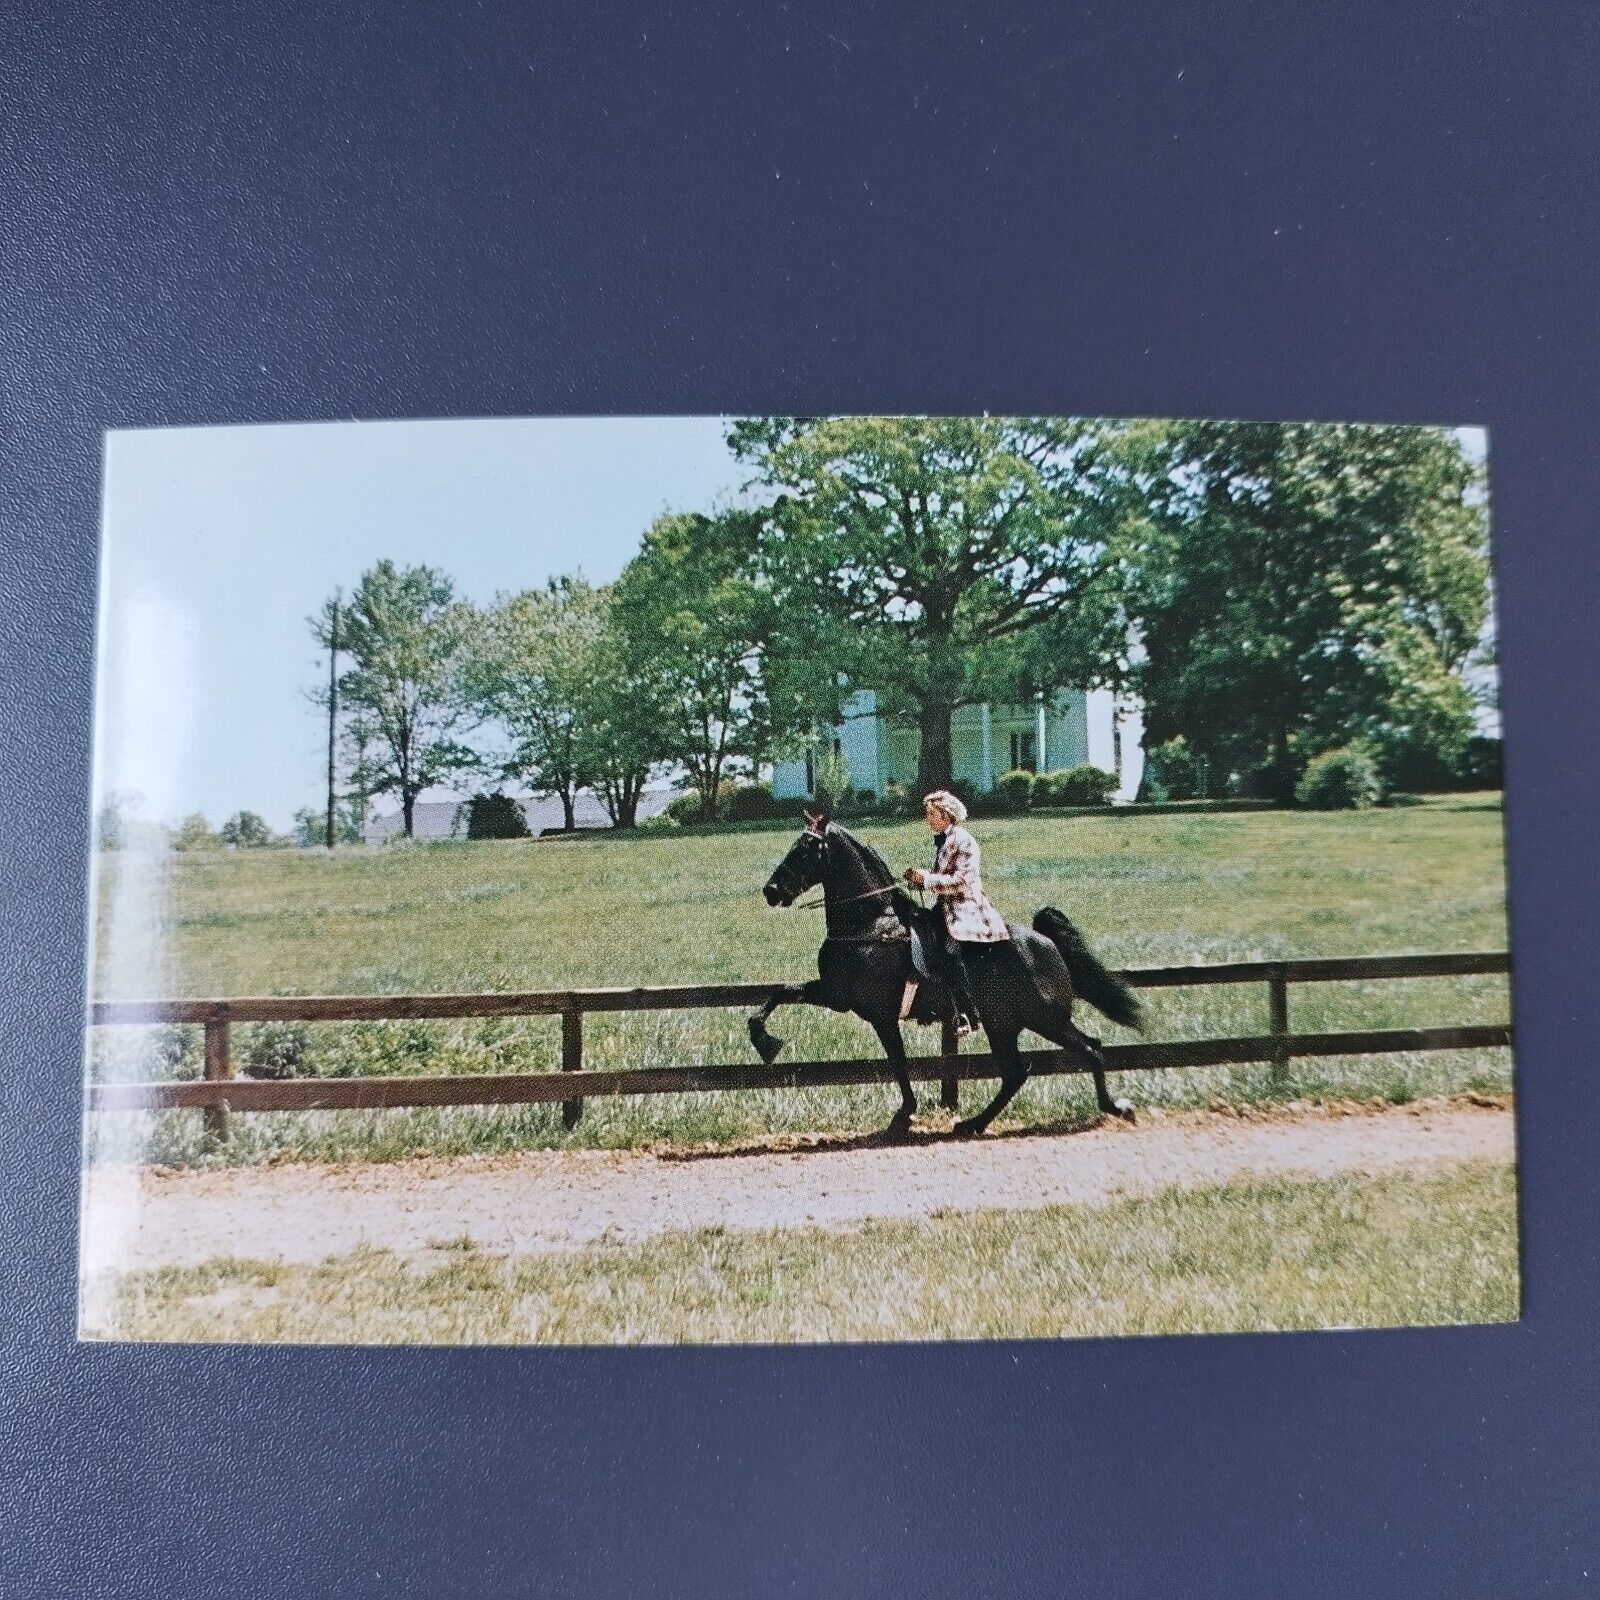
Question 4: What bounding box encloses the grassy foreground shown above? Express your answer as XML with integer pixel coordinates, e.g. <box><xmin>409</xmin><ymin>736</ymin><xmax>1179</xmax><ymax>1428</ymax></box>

<box><xmin>87</xmin><ymin>797</ymin><xmax>1514</xmax><ymax>1165</ymax></box>
<box><xmin>87</xmin><ymin>1161</ymin><xmax>1518</xmax><ymax>1345</ymax></box>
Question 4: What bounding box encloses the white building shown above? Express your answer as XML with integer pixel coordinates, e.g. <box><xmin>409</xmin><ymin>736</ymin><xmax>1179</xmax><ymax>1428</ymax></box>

<box><xmin>771</xmin><ymin>689</ymin><xmax>1145</xmax><ymax>803</ymax></box>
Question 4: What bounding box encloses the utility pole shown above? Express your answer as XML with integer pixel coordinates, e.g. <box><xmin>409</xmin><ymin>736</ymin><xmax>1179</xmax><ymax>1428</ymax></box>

<box><xmin>325</xmin><ymin>591</ymin><xmax>340</xmax><ymax>850</ymax></box>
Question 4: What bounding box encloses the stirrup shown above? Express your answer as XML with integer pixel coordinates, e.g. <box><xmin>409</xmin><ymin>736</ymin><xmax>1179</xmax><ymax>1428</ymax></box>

<box><xmin>954</xmin><ymin>1013</ymin><xmax>977</xmax><ymax>1038</ymax></box>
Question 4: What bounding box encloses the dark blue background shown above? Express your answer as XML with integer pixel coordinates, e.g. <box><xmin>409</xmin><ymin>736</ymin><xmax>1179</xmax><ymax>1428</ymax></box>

<box><xmin>3</xmin><ymin>4</ymin><xmax>1596</xmax><ymax>1594</ymax></box>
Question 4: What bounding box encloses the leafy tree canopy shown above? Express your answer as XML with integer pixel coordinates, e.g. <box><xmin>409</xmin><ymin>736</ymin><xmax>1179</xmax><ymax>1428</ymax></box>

<box><xmin>1129</xmin><ymin>421</ymin><xmax>1490</xmax><ymax>796</ymax></box>
<box><xmin>465</xmin><ymin>576</ymin><xmax>607</xmax><ymax>831</ymax></box>
<box><xmin>313</xmin><ymin>561</ymin><xmax>481</xmax><ymax>836</ymax></box>
<box><xmin>611</xmin><ymin>508</ymin><xmax>836</xmax><ymax>818</ymax></box>
<box><xmin>729</xmin><ymin>415</ymin><xmax>1142</xmax><ymax>790</ymax></box>
<box><xmin>172</xmin><ymin>813</ymin><xmax>218</xmax><ymax>852</ymax></box>
<box><xmin>220</xmin><ymin>810</ymin><xmax>275</xmax><ymax>848</ymax></box>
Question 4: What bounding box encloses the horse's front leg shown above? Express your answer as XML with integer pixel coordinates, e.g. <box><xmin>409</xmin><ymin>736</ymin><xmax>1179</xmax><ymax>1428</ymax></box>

<box><xmin>953</xmin><ymin>1026</ymin><xmax>1029</xmax><ymax>1138</ymax></box>
<box><xmin>747</xmin><ymin>981</ymin><xmax>825</xmax><ymax>1064</ymax></box>
<box><xmin>869</xmin><ymin>1016</ymin><xmax>917</xmax><ymax>1139</ymax></box>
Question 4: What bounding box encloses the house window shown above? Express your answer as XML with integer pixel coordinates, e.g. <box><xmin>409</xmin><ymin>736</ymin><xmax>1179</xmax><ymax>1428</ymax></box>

<box><xmin>1009</xmin><ymin>730</ymin><xmax>1037</xmax><ymax>772</ymax></box>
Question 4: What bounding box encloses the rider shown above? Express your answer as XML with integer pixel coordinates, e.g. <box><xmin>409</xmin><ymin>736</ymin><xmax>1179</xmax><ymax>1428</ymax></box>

<box><xmin>903</xmin><ymin>790</ymin><xmax>1010</xmax><ymax>1037</ymax></box>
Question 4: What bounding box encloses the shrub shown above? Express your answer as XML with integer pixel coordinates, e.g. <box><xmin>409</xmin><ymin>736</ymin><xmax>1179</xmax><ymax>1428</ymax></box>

<box><xmin>665</xmin><ymin>791</ymin><xmax>709</xmax><ymax>824</ymax></box>
<box><xmin>833</xmin><ymin>787</ymin><xmax>876</xmax><ymax>819</ymax></box>
<box><xmin>809</xmin><ymin>747</ymin><xmax>854</xmax><ymax>813</ymax></box>
<box><xmin>1296</xmin><ymin>745</ymin><xmax>1384</xmax><ymax>810</ymax></box>
<box><xmin>1381</xmin><ymin>731</ymin><xmax>1504</xmax><ymax>794</ymax></box>
<box><xmin>462</xmin><ymin>792</ymin><xmax>531</xmax><ymax>840</ymax></box>
<box><xmin>990</xmin><ymin>769</ymin><xmax>1036</xmax><ymax>813</ymax></box>
<box><xmin>725</xmin><ymin>782</ymin><xmax>781</xmax><ymax>822</ymax></box>
<box><xmin>1460</xmin><ymin>735</ymin><xmax>1504</xmax><ymax>790</ymax></box>
<box><xmin>87</xmin><ymin>1023</ymin><xmax>202</xmax><ymax>1086</ymax></box>
<box><xmin>1142</xmin><ymin>737</ymin><xmax>1198</xmax><ymax>801</ymax></box>
<box><xmin>884</xmin><ymin>779</ymin><xmax>926</xmax><ymax>818</ymax></box>
<box><xmin>635</xmin><ymin>811</ymin><xmax>680</xmax><ymax>833</ymax></box>
<box><xmin>1035</xmin><ymin>764</ymin><xmax>1118</xmax><ymax>807</ymax></box>
<box><xmin>241</xmin><ymin>1022</ymin><xmax>309</xmax><ymax>1079</ymax></box>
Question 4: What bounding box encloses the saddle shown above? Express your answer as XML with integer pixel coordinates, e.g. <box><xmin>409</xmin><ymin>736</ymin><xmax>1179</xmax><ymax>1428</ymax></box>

<box><xmin>906</xmin><ymin>915</ymin><xmax>939</xmax><ymax>983</ymax></box>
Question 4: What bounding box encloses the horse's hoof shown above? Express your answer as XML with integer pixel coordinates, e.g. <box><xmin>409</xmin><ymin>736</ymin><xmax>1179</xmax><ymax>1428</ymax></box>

<box><xmin>1106</xmin><ymin>1098</ymin><xmax>1136</xmax><ymax>1123</ymax></box>
<box><xmin>951</xmin><ymin>1115</ymin><xmax>987</xmax><ymax>1139</ymax></box>
<box><xmin>882</xmin><ymin>1108</ymin><xmax>914</xmax><ymax>1142</ymax></box>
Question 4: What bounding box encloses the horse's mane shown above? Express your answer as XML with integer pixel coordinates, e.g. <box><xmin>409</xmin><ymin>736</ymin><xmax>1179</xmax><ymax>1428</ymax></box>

<box><xmin>827</xmin><ymin>824</ymin><xmax>919</xmax><ymax>921</ymax></box>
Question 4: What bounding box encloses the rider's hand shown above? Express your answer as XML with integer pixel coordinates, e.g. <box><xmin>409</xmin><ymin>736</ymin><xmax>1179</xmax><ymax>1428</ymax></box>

<box><xmin>904</xmin><ymin>868</ymin><xmax>925</xmax><ymax>888</ymax></box>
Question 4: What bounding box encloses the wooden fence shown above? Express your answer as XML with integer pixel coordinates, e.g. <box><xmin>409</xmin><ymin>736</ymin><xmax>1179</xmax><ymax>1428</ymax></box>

<box><xmin>86</xmin><ymin>951</ymin><xmax>1513</xmax><ymax>1138</ymax></box>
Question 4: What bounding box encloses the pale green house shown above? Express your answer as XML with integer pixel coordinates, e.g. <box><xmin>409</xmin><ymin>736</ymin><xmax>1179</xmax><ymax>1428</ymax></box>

<box><xmin>770</xmin><ymin>688</ymin><xmax>1145</xmax><ymax>802</ymax></box>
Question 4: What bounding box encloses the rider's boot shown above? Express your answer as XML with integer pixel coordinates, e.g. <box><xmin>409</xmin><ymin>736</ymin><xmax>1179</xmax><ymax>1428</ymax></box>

<box><xmin>945</xmin><ymin>941</ymin><xmax>980</xmax><ymax>1038</ymax></box>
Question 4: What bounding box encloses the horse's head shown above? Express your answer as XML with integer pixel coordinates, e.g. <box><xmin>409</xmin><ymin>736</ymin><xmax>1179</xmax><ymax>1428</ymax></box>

<box><xmin>763</xmin><ymin>811</ymin><xmax>830</xmax><ymax>907</ymax></box>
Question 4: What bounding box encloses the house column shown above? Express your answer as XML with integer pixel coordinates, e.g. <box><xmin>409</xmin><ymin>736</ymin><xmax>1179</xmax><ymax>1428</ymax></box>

<box><xmin>980</xmin><ymin>703</ymin><xmax>993</xmax><ymax>790</ymax></box>
<box><xmin>1036</xmin><ymin>692</ymin><xmax>1048</xmax><ymax>774</ymax></box>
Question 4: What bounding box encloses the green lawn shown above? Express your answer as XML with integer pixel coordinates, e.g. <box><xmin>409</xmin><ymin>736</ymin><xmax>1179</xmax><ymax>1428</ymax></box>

<box><xmin>86</xmin><ymin>796</ymin><xmax>1514</xmax><ymax>1165</ymax></box>
<box><xmin>85</xmin><ymin>1160</ymin><xmax>1519</xmax><ymax>1345</ymax></box>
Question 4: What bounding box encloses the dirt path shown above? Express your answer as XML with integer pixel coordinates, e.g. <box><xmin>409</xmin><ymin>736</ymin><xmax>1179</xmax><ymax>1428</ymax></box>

<box><xmin>80</xmin><ymin>1098</ymin><xmax>1515</xmax><ymax>1276</ymax></box>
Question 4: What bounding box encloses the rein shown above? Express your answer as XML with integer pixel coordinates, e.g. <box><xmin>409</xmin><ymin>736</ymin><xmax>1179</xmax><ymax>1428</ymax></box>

<box><xmin>791</xmin><ymin>882</ymin><xmax>899</xmax><ymax>912</ymax></box>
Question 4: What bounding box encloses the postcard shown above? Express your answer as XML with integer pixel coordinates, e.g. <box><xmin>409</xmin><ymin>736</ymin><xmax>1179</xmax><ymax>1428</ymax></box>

<box><xmin>79</xmin><ymin>415</ymin><xmax>1516</xmax><ymax>1344</ymax></box>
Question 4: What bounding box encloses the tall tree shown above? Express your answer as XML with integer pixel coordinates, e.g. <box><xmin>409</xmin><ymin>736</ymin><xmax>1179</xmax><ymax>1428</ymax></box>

<box><xmin>729</xmin><ymin>416</ymin><xmax>1138</xmax><ymax>792</ymax></box>
<box><xmin>323</xmin><ymin>589</ymin><xmax>341</xmax><ymax>849</ymax></box>
<box><xmin>576</xmin><ymin>602</ymin><xmax>673</xmax><ymax>828</ymax></box>
<box><xmin>1130</xmin><ymin>422</ymin><xmax>1490</xmax><ymax>798</ymax></box>
<box><xmin>465</xmin><ymin>577</ymin><xmax>607</xmax><ymax>832</ymax></box>
<box><xmin>292</xmin><ymin>802</ymin><xmax>363</xmax><ymax>848</ymax></box>
<box><xmin>315</xmin><ymin>561</ymin><xmax>481</xmax><ymax>837</ymax></box>
<box><xmin>220</xmin><ymin>810</ymin><xmax>275</xmax><ymax>848</ymax></box>
<box><xmin>172</xmin><ymin>813</ymin><xmax>218</xmax><ymax>851</ymax></box>
<box><xmin>611</xmin><ymin>509</ymin><xmax>819</xmax><ymax>818</ymax></box>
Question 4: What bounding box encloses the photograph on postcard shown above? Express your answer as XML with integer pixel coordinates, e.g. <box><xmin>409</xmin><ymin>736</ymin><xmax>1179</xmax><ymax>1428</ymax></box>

<box><xmin>78</xmin><ymin>414</ymin><xmax>1516</xmax><ymax>1345</ymax></box>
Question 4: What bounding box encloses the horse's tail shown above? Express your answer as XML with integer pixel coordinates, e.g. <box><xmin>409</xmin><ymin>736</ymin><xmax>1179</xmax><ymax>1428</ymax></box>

<box><xmin>1032</xmin><ymin>907</ymin><xmax>1144</xmax><ymax>1032</ymax></box>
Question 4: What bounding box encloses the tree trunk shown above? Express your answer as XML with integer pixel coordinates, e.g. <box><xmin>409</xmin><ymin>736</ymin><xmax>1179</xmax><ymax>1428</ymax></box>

<box><xmin>916</xmin><ymin>698</ymin><xmax>956</xmax><ymax>794</ymax></box>
<box><xmin>560</xmin><ymin>789</ymin><xmax>576</xmax><ymax>831</ymax></box>
<box><xmin>695</xmin><ymin>764</ymin><xmax>719</xmax><ymax>821</ymax></box>
<box><xmin>1270</xmin><ymin>724</ymin><xmax>1295</xmax><ymax>804</ymax></box>
<box><xmin>916</xmin><ymin>614</ymin><xmax>960</xmax><ymax>795</ymax></box>
<box><xmin>402</xmin><ymin>789</ymin><xmax>416</xmax><ymax>837</ymax></box>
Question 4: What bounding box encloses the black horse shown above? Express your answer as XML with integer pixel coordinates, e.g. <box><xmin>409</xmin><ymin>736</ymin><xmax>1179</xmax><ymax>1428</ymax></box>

<box><xmin>749</xmin><ymin>813</ymin><xmax>1144</xmax><ymax>1138</ymax></box>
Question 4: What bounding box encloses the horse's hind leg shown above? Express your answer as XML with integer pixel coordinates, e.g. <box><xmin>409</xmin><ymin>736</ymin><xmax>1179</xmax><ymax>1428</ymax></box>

<box><xmin>953</xmin><ymin>1028</ymin><xmax>1029</xmax><ymax>1138</ymax></box>
<box><xmin>1039</xmin><ymin>1013</ymin><xmax>1134</xmax><ymax>1122</ymax></box>
<box><xmin>869</xmin><ymin>1017</ymin><xmax>918</xmax><ymax>1139</ymax></box>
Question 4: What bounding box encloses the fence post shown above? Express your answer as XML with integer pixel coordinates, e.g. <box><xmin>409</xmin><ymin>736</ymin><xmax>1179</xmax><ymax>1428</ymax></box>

<box><xmin>1267</xmin><ymin>964</ymin><xmax>1290</xmax><ymax>1084</ymax></box>
<box><xmin>940</xmin><ymin>1017</ymin><xmax>959</xmax><ymax>1111</ymax></box>
<box><xmin>203</xmin><ymin>1014</ymin><xmax>232</xmax><ymax>1140</ymax></box>
<box><xmin>561</xmin><ymin>1007</ymin><xmax>585</xmax><ymax>1129</ymax></box>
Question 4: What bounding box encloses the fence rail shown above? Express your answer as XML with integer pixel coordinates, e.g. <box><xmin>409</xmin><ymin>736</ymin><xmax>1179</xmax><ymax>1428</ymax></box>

<box><xmin>86</xmin><ymin>951</ymin><xmax>1512</xmax><ymax>1135</ymax></box>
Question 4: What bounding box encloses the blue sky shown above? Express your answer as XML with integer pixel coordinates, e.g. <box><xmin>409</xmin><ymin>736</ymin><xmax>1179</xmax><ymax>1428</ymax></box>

<box><xmin>93</xmin><ymin>418</ymin><xmax>1493</xmax><ymax>832</ymax></box>
<box><xmin>95</xmin><ymin>417</ymin><xmax>748</xmax><ymax>830</ymax></box>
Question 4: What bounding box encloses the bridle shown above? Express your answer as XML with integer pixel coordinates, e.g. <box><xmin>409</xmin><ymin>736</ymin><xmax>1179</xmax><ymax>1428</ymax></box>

<box><xmin>778</xmin><ymin>826</ymin><xmax>927</xmax><ymax>913</ymax></box>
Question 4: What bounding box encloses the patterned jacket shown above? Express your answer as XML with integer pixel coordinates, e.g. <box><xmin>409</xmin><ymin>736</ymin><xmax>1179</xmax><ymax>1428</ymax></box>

<box><xmin>923</xmin><ymin>825</ymin><xmax>1010</xmax><ymax>943</ymax></box>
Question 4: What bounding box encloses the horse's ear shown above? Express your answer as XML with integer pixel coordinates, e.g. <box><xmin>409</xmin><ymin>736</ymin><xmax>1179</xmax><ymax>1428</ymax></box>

<box><xmin>803</xmin><ymin>808</ymin><xmax>830</xmax><ymax>833</ymax></box>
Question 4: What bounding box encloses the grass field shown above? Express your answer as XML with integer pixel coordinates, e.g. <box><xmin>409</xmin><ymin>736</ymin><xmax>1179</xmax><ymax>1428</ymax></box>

<box><xmin>86</xmin><ymin>1160</ymin><xmax>1518</xmax><ymax>1344</ymax></box>
<box><xmin>86</xmin><ymin>796</ymin><xmax>1514</xmax><ymax>1166</ymax></box>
